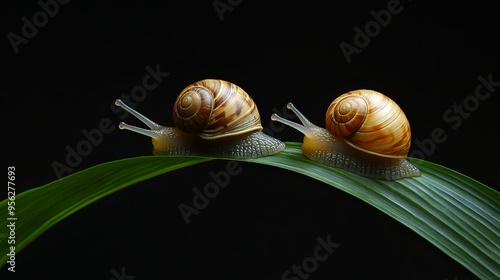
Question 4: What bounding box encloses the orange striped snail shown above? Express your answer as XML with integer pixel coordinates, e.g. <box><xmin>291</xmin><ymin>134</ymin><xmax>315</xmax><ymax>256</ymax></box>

<box><xmin>271</xmin><ymin>89</ymin><xmax>420</xmax><ymax>180</ymax></box>
<box><xmin>115</xmin><ymin>79</ymin><xmax>285</xmax><ymax>158</ymax></box>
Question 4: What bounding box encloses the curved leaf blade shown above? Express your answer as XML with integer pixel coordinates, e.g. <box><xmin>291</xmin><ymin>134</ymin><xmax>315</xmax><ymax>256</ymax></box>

<box><xmin>1</xmin><ymin>156</ymin><xmax>213</xmax><ymax>266</ymax></box>
<box><xmin>1</xmin><ymin>142</ymin><xmax>498</xmax><ymax>279</ymax></box>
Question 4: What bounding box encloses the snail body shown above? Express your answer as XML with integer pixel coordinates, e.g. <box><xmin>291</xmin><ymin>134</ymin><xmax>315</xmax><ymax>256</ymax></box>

<box><xmin>115</xmin><ymin>79</ymin><xmax>285</xmax><ymax>158</ymax></box>
<box><xmin>271</xmin><ymin>89</ymin><xmax>420</xmax><ymax>180</ymax></box>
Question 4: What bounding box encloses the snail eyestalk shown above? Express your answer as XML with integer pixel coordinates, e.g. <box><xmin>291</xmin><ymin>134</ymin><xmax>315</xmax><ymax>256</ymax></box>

<box><xmin>118</xmin><ymin>122</ymin><xmax>163</xmax><ymax>139</ymax></box>
<box><xmin>114</xmin><ymin>99</ymin><xmax>163</xmax><ymax>139</ymax></box>
<box><xmin>271</xmin><ymin>102</ymin><xmax>317</xmax><ymax>137</ymax></box>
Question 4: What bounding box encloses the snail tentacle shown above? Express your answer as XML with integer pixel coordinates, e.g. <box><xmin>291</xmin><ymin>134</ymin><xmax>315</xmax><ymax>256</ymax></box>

<box><xmin>271</xmin><ymin>103</ymin><xmax>317</xmax><ymax>137</ymax></box>
<box><xmin>115</xmin><ymin>99</ymin><xmax>163</xmax><ymax>131</ymax></box>
<box><xmin>115</xmin><ymin>99</ymin><xmax>165</xmax><ymax>139</ymax></box>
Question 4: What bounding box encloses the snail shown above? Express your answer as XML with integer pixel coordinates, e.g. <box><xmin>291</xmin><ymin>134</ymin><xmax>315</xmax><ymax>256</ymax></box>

<box><xmin>114</xmin><ymin>79</ymin><xmax>285</xmax><ymax>158</ymax></box>
<box><xmin>271</xmin><ymin>89</ymin><xmax>421</xmax><ymax>180</ymax></box>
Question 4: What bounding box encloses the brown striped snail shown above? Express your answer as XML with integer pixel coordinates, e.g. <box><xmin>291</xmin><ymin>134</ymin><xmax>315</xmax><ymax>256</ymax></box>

<box><xmin>271</xmin><ymin>89</ymin><xmax>421</xmax><ymax>180</ymax></box>
<box><xmin>115</xmin><ymin>79</ymin><xmax>285</xmax><ymax>158</ymax></box>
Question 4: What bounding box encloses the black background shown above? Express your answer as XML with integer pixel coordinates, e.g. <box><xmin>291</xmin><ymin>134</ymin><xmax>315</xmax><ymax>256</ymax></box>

<box><xmin>2</xmin><ymin>0</ymin><xmax>499</xmax><ymax>279</ymax></box>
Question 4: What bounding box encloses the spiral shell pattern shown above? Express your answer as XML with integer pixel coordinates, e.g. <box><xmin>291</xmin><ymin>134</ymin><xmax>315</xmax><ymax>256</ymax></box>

<box><xmin>326</xmin><ymin>90</ymin><xmax>411</xmax><ymax>158</ymax></box>
<box><xmin>173</xmin><ymin>79</ymin><xmax>262</xmax><ymax>140</ymax></box>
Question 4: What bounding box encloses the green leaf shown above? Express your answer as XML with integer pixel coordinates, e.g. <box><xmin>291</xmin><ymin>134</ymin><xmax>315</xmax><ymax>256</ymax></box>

<box><xmin>1</xmin><ymin>142</ymin><xmax>499</xmax><ymax>279</ymax></box>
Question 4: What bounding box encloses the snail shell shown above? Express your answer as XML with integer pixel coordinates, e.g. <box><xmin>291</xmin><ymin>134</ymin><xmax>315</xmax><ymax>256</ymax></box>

<box><xmin>115</xmin><ymin>79</ymin><xmax>284</xmax><ymax>158</ymax></box>
<box><xmin>326</xmin><ymin>90</ymin><xmax>411</xmax><ymax>158</ymax></box>
<box><xmin>173</xmin><ymin>79</ymin><xmax>262</xmax><ymax>139</ymax></box>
